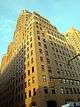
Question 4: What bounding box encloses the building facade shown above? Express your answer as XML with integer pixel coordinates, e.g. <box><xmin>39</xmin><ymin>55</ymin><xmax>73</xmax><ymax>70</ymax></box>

<box><xmin>65</xmin><ymin>28</ymin><xmax>80</xmax><ymax>53</ymax></box>
<box><xmin>0</xmin><ymin>10</ymin><xmax>80</xmax><ymax>107</ymax></box>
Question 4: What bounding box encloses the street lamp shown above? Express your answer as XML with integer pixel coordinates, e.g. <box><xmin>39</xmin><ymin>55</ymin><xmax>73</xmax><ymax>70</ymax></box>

<box><xmin>68</xmin><ymin>53</ymin><xmax>80</xmax><ymax>65</ymax></box>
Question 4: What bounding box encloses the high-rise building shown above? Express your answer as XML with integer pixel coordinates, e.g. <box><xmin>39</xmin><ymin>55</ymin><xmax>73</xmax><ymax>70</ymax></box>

<box><xmin>65</xmin><ymin>28</ymin><xmax>80</xmax><ymax>53</ymax></box>
<box><xmin>0</xmin><ymin>10</ymin><xmax>80</xmax><ymax>107</ymax></box>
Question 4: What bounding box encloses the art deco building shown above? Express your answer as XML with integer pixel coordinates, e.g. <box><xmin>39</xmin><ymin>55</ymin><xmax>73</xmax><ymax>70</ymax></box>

<box><xmin>0</xmin><ymin>10</ymin><xmax>80</xmax><ymax>107</ymax></box>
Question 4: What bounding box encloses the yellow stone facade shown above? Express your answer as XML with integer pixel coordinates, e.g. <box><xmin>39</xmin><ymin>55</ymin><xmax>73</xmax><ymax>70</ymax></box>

<box><xmin>0</xmin><ymin>10</ymin><xmax>80</xmax><ymax>107</ymax></box>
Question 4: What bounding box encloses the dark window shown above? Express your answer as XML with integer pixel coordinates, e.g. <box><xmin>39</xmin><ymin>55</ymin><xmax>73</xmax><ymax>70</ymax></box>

<box><xmin>40</xmin><ymin>27</ymin><xmax>42</xmax><ymax>30</ymax></box>
<box><xmin>29</xmin><ymin>90</ymin><xmax>31</xmax><ymax>97</ymax></box>
<box><xmin>65</xmin><ymin>88</ymin><xmax>69</xmax><ymax>94</ymax></box>
<box><xmin>46</xmin><ymin>58</ymin><xmax>50</xmax><ymax>64</ymax></box>
<box><xmin>38</xmin><ymin>36</ymin><xmax>40</xmax><ymax>40</ymax></box>
<box><xmin>73</xmin><ymin>88</ymin><xmax>77</xmax><ymax>94</ymax></box>
<box><xmin>37</xmin><ymin>31</ymin><xmax>40</xmax><ymax>34</ymax></box>
<box><xmin>44</xmin><ymin>44</ymin><xmax>47</xmax><ymax>49</ymax></box>
<box><xmin>39</xmin><ymin>49</ymin><xmax>43</xmax><ymax>53</ymax></box>
<box><xmin>30</xmin><ymin>43</ymin><xmax>32</xmax><ymax>48</ymax></box>
<box><xmin>41</xmin><ymin>65</ymin><xmax>45</xmax><ymax>71</ymax></box>
<box><xmin>38</xmin><ymin>42</ymin><xmax>41</xmax><ymax>46</ymax></box>
<box><xmin>30</xmin><ymin>37</ymin><xmax>32</xmax><ymax>42</ymax></box>
<box><xmin>31</xmin><ymin>57</ymin><xmax>34</xmax><ymax>63</ymax></box>
<box><xmin>32</xmin><ymin>67</ymin><xmax>34</xmax><ymax>73</ymax></box>
<box><xmin>33</xmin><ymin>88</ymin><xmax>36</xmax><ymax>96</ymax></box>
<box><xmin>40</xmin><ymin>57</ymin><xmax>43</xmax><ymax>62</ymax></box>
<box><xmin>52</xmin><ymin>89</ymin><xmax>55</xmax><ymax>94</ymax></box>
<box><xmin>31</xmin><ymin>50</ymin><xmax>33</xmax><ymax>55</ymax></box>
<box><xmin>36</xmin><ymin>25</ymin><xmax>39</xmax><ymax>28</ymax></box>
<box><xmin>43</xmin><ymin>39</ymin><xmax>46</xmax><ymax>42</ymax></box>
<box><xmin>77</xmin><ymin>88</ymin><xmax>80</xmax><ymax>94</ymax></box>
<box><xmin>28</xmin><ymin>70</ymin><xmax>30</xmax><ymax>76</ymax></box>
<box><xmin>44</xmin><ymin>87</ymin><xmax>48</xmax><ymax>94</ymax></box>
<box><xmin>28</xmin><ymin>79</ymin><xmax>30</xmax><ymax>86</ymax></box>
<box><xmin>69</xmin><ymin>88</ymin><xmax>73</xmax><ymax>94</ymax></box>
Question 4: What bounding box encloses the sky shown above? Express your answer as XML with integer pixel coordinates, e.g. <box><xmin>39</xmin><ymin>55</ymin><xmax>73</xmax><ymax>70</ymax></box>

<box><xmin>0</xmin><ymin>0</ymin><xmax>80</xmax><ymax>63</ymax></box>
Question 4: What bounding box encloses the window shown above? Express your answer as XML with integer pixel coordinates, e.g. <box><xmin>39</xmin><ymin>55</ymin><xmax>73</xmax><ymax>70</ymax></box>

<box><xmin>27</xmin><ymin>47</ymin><xmax>29</xmax><ymax>51</ymax></box>
<box><xmin>38</xmin><ymin>42</ymin><xmax>41</xmax><ymax>46</ymax></box>
<box><xmin>44</xmin><ymin>44</ymin><xmax>47</xmax><ymax>49</ymax></box>
<box><xmin>27</xmin><ymin>41</ymin><xmax>29</xmax><ymax>45</ymax></box>
<box><xmin>45</xmin><ymin>50</ymin><xmax>48</xmax><ymax>55</ymax></box>
<box><xmin>30</xmin><ymin>37</ymin><xmax>32</xmax><ymax>42</ymax></box>
<box><xmin>28</xmin><ymin>79</ymin><xmax>30</xmax><ymax>86</ymax></box>
<box><xmin>37</xmin><ymin>31</ymin><xmax>40</xmax><ymax>34</ymax></box>
<box><xmin>27</xmin><ymin>35</ymin><xmax>29</xmax><ymax>39</ymax></box>
<box><xmin>44</xmin><ymin>87</ymin><xmax>48</xmax><ymax>94</ymax></box>
<box><xmin>77</xmin><ymin>88</ymin><xmax>80</xmax><ymax>94</ymax></box>
<box><xmin>46</xmin><ymin>58</ymin><xmax>50</xmax><ymax>64</ymax></box>
<box><xmin>27</xmin><ymin>53</ymin><xmax>29</xmax><ymax>59</ymax></box>
<box><xmin>40</xmin><ymin>27</ymin><xmax>42</xmax><ymax>30</ymax></box>
<box><xmin>69</xmin><ymin>88</ymin><xmax>73</xmax><ymax>94</ymax></box>
<box><xmin>50</xmin><ymin>42</ymin><xmax>53</xmax><ymax>45</ymax></box>
<box><xmin>29</xmin><ymin>90</ymin><xmax>31</xmax><ymax>97</ymax></box>
<box><xmin>31</xmin><ymin>58</ymin><xmax>34</xmax><ymax>63</ymax></box>
<box><xmin>30</xmin><ymin>43</ymin><xmax>32</xmax><ymax>48</ymax></box>
<box><xmin>31</xmin><ymin>50</ymin><xmax>33</xmax><ymax>55</ymax></box>
<box><xmin>48</xmin><ymin>67</ymin><xmax>52</xmax><ymax>73</ymax></box>
<box><xmin>38</xmin><ymin>36</ymin><xmax>40</xmax><ymax>40</ymax></box>
<box><xmin>49</xmin><ymin>36</ymin><xmax>51</xmax><ymax>39</ymax></box>
<box><xmin>73</xmin><ymin>88</ymin><xmax>77</xmax><ymax>94</ymax></box>
<box><xmin>41</xmin><ymin>65</ymin><xmax>45</xmax><ymax>71</ymax></box>
<box><xmin>40</xmin><ymin>57</ymin><xmax>43</xmax><ymax>62</ymax></box>
<box><xmin>42</xmin><ymin>33</ymin><xmax>45</xmax><ymax>37</ymax></box>
<box><xmin>39</xmin><ymin>49</ymin><xmax>43</xmax><ymax>53</ymax></box>
<box><xmin>57</xmin><ymin>70</ymin><xmax>60</xmax><ymax>74</ymax></box>
<box><xmin>43</xmin><ymin>39</ymin><xmax>46</xmax><ymax>42</ymax></box>
<box><xmin>28</xmin><ymin>70</ymin><xmax>30</xmax><ymax>76</ymax></box>
<box><xmin>24</xmin><ymin>44</ymin><xmax>26</xmax><ymax>49</ymax></box>
<box><xmin>36</xmin><ymin>25</ymin><xmax>39</xmax><ymax>28</ymax></box>
<box><xmin>32</xmin><ymin>67</ymin><xmax>34</xmax><ymax>73</ymax></box>
<box><xmin>52</xmin><ymin>89</ymin><xmax>55</xmax><ymax>94</ymax></box>
<box><xmin>33</xmin><ymin>88</ymin><xmax>36</xmax><ymax>96</ymax></box>
<box><xmin>27</xmin><ymin>61</ymin><xmax>29</xmax><ymax>67</ymax></box>
<box><xmin>42</xmin><ymin>75</ymin><xmax>46</xmax><ymax>82</ymax></box>
<box><xmin>65</xmin><ymin>88</ymin><xmax>69</xmax><ymax>94</ymax></box>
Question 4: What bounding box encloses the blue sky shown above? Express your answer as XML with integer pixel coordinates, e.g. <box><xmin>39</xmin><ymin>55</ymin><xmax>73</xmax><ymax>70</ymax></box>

<box><xmin>0</xmin><ymin>0</ymin><xmax>80</xmax><ymax>63</ymax></box>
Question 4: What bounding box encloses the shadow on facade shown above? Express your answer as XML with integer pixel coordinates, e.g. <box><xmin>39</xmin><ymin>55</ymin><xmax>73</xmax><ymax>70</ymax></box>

<box><xmin>0</xmin><ymin>45</ymin><xmax>26</xmax><ymax>107</ymax></box>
